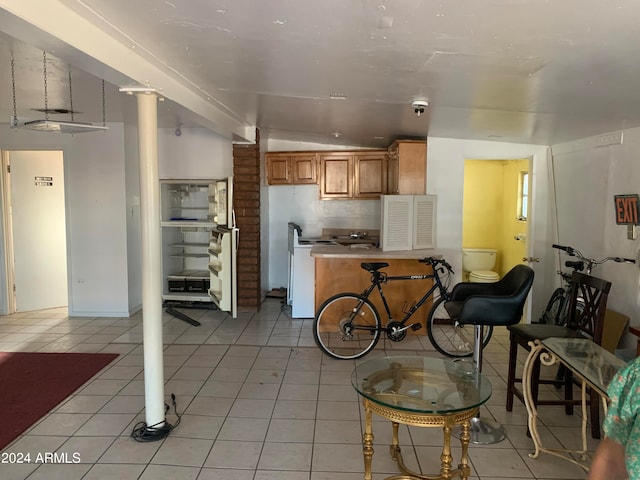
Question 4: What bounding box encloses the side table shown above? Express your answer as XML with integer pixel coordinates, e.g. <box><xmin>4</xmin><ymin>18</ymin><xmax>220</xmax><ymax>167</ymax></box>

<box><xmin>523</xmin><ymin>337</ymin><xmax>626</xmax><ymax>470</ymax></box>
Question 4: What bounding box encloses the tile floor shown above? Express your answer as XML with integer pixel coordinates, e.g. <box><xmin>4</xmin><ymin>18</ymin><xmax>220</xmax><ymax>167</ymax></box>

<box><xmin>0</xmin><ymin>299</ymin><xmax>597</xmax><ymax>479</ymax></box>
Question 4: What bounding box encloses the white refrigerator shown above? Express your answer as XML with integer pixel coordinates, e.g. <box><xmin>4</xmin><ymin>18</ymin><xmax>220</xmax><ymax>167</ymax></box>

<box><xmin>208</xmin><ymin>177</ymin><xmax>238</xmax><ymax>318</ymax></box>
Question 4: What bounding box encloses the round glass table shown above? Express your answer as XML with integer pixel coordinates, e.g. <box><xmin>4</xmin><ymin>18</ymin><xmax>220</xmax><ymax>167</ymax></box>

<box><xmin>351</xmin><ymin>356</ymin><xmax>493</xmax><ymax>480</ymax></box>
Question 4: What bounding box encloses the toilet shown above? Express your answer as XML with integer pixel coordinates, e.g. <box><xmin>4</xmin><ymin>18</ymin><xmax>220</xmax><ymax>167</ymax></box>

<box><xmin>462</xmin><ymin>248</ymin><xmax>500</xmax><ymax>283</ymax></box>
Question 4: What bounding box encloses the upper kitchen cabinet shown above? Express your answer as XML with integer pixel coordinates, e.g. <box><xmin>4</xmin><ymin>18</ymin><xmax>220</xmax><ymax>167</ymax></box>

<box><xmin>265</xmin><ymin>152</ymin><xmax>317</xmax><ymax>185</ymax></box>
<box><xmin>319</xmin><ymin>153</ymin><xmax>353</xmax><ymax>198</ymax></box>
<box><xmin>387</xmin><ymin>140</ymin><xmax>427</xmax><ymax>194</ymax></box>
<box><xmin>354</xmin><ymin>151</ymin><xmax>387</xmax><ymax>198</ymax></box>
<box><xmin>319</xmin><ymin>150</ymin><xmax>387</xmax><ymax>199</ymax></box>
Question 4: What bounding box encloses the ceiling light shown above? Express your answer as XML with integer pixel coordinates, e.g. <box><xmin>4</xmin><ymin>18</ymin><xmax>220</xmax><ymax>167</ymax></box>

<box><xmin>14</xmin><ymin>52</ymin><xmax>109</xmax><ymax>134</ymax></box>
<box><xmin>329</xmin><ymin>93</ymin><xmax>347</xmax><ymax>100</ymax></box>
<box><xmin>119</xmin><ymin>86</ymin><xmax>161</xmax><ymax>95</ymax></box>
<box><xmin>332</xmin><ymin>132</ymin><xmax>341</xmax><ymax>138</ymax></box>
<box><xmin>23</xmin><ymin>120</ymin><xmax>108</xmax><ymax>134</ymax></box>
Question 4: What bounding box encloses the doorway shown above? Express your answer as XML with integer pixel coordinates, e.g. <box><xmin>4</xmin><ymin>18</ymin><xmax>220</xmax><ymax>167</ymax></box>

<box><xmin>2</xmin><ymin>150</ymin><xmax>68</xmax><ymax>313</ymax></box>
<box><xmin>462</xmin><ymin>158</ymin><xmax>530</xmax><ymax>279</ymax></box>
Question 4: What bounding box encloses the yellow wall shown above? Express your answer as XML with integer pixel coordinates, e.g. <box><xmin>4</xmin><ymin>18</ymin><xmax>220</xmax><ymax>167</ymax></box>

<box><xmin>463</xmin><ymin>159</ymin><xmax>528</xmax><ymax>277</ymax></box>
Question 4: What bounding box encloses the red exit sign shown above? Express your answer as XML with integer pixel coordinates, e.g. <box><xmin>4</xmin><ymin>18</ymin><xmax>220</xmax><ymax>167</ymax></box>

<box><xmin>615</xmin><ymin>194</ymin><xmax>640</xmax><ymax>225</ymax></box>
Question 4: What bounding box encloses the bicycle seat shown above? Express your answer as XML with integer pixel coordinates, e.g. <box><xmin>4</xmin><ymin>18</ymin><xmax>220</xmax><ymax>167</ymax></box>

<box><xmin>360</xmin><ymin>262</ymin><xmax>389</xmax><ymax>272</ymax></box>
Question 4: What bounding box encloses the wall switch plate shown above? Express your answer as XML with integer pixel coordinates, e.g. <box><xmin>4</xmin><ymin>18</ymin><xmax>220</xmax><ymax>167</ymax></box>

<box><xmin>628</xmin><ymin>224</ymin><xmax>638</xmax><ymax>240</ymax></box>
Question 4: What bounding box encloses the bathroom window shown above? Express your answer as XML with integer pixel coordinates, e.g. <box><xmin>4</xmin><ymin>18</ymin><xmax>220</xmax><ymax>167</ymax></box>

<box><xmin>517</xmin><ymin>171</ymin><xmax>528</xmax><ymax>221</ymax></box>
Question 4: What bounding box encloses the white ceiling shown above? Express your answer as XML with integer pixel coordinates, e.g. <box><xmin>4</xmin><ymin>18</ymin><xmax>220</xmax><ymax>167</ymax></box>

<box><xmin>2</xmin><ymin>0</ymin><xmax>640</xmax><ymax>148</ymax></box>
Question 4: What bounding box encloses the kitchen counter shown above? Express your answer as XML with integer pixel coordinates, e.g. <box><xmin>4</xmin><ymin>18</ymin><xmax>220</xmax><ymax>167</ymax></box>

<box><xmin>311</xmin><ymin>245</ymin><xmax>455</xmax><ymax>260</ymax></box>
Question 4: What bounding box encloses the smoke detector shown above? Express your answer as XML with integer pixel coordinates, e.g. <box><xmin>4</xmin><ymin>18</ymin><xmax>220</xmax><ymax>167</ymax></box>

<box><xmin>411</xmin><ymin>99</ymin><xmax>429</xmax><ymax>117</ymax></box>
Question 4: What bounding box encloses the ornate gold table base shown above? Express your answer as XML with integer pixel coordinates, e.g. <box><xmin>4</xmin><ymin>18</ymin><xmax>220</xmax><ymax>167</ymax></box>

<box><xmin>362</xmin><ymin>398</ymin><xmax>477</xmax><ymax>480</ymax></box>
<box><xmin>523</xmin><ymin>339</ymin><xmax>608</xmax><ymax>471</ymax></box>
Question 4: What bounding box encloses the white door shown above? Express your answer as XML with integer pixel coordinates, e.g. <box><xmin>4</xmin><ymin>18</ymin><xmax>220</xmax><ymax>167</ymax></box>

<box><xmin>9</xmin><ymin>151</ymin><xmax>68</xmax><ymax>312</ymax></box>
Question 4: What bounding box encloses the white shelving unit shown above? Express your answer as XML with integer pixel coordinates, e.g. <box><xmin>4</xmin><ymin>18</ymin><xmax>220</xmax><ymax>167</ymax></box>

<box><xmin>161</xmin><ymin>180</ymin><xmax>216</xmax><ymax>303</ymax></box>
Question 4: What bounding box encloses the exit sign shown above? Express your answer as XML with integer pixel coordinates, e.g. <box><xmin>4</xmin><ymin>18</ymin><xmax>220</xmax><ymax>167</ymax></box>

<box><xmin>615</xmin><ymin>194</ymin><xmax>640</xmax><ymax>225</ymax></box>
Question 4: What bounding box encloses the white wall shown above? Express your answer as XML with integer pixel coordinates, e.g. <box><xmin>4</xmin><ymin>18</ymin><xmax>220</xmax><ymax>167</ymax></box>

<box><xmin>552</xmin><ymin>128</ymin><xmax>640</xmax><ymax>349</ymax></box>
<box><xmin>65</xmin><ymin>123</ymin><xmax>131</xmax><ymax>316</ymax></box>
<box><xmin>0</xmin><ymin>123</ymin><xmax>139</xmax><ymax>317</ymax></box>
<box><xmin>124</xmin><ymin>116</ymin><xmax>142</xmax><ymax>314</ymax></box>
<box><xmin>159</xmin><ymin>127</ymin><xmax>232</xmax><ymax>179</ymax></box>
<box><xmin>259</xmin><ymin>134</ymin><xmax>270</xmax><ymax>294</ymax></box>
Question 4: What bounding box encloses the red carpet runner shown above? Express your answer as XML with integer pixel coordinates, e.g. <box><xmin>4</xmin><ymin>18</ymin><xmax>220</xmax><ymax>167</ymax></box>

<box><xmin>0</xmin><ymin>352</ymin><xmax>118</xmax><ymax>450</ymax></box>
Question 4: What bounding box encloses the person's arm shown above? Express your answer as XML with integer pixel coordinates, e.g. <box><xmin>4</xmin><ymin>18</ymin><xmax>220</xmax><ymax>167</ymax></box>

<box><xmin>588</xmin><ymin>436</ymin><xmax>628</xmax><ymax>480</ymax></box>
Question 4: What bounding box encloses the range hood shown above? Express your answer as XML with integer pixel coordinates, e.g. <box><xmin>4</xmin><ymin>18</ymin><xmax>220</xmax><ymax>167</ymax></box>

<box><xmin>22</xmin><ymin>120</ymin><xmax>108</xmax><ymax>134</ymax></box>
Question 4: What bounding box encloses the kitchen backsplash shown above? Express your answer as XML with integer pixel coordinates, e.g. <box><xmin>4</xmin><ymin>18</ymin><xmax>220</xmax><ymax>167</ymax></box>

<box><xmin>272</xmin><ymin>184</ymin><xmax>381</xmax><ymax>238</ymax></box>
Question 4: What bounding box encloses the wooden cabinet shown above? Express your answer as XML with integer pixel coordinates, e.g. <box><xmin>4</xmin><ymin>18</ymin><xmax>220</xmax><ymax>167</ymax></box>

<box><xmin>319</xmin><ymin>150</ymin><xmax>387</xmax><ymax>199</ymax></box>
<box><xmin>387</xmin><ymin>140</ymin><xmax>427</xmax><ymax>194</ymax></box>
<box><xmin>266</xmin><ymin>152</ymin><xmax>317</xmax><ymax>185</ymax></box>
<box><xmin>319</xmin><ymin>153</ymin><xmax>352</xmax><ymax>198</ymax></box>
<box><xmin>265</xmin><ymin>143</ymin><xmax>421</xmax><ymax>198</ymax></box>
<box><xmin>266</xmin><ymin>154</ymin><xmax>290</xmax><ymax>184</ymax></box>
<box><xmin>354</xmin><ymin>152</ymin><xmax>387</xmax><ymax>198</ymax></box>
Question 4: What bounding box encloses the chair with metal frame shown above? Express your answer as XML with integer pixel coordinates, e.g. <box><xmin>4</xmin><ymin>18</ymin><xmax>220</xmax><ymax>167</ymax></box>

<box><xmin>505</xmin><ymin>271</ymin><xmax>611</xmax><ymax>439</ymax></box>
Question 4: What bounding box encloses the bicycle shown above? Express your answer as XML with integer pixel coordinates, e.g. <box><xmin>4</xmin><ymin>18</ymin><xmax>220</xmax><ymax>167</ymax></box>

<box><xmin>539</xmin><ymin>243</ymin><xmax>636</xmax><ymax>325</ymax></box>
<box><xmin>312</xmin><ymin>257</ymin><xmax>492</xmax><ymax>360</ymax></box>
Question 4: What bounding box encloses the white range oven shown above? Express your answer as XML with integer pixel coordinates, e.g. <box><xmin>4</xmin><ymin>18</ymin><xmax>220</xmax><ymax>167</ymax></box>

<box><xmin>287</xmin><ymin>222</ymin><xmax>336</xmax><ymax>318</ymax></box>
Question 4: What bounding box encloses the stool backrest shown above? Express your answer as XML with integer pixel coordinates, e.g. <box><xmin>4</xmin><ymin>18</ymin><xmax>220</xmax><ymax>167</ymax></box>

<box><xmin>458</xmin><ymin>264</ymin><xmax>535</xmax><ymax>326</ymax></box>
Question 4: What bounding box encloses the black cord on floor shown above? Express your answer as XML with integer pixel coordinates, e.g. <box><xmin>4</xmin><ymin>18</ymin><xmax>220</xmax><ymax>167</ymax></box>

<box><xmin>131</xmin><ymin>393</ymin><xmax>182</xmax><ymax>442</ymax></box>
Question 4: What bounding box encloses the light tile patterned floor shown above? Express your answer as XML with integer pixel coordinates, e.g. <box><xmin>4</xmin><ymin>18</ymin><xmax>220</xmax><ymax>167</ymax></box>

<box><xmin>0</xmin><ymin>299</ymin><xmax>596</xmax><ymax>479</ymax></box>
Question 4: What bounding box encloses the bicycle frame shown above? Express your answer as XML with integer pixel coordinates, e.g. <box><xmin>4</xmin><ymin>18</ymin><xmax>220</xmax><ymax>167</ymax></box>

<box><xmin>312</xmin><ymin>257</ymin><xmax>486</xmax><ymax>360</ymax></box>
<box><xmin>355</xmin><ymin>266</ymin><xmax>451</xmax><ymax>330</ymax></box>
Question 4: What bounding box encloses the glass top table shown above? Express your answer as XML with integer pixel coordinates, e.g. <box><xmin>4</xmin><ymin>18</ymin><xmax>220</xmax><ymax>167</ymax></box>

<box><xmin>351</xmin><ymin>356</ymin><xmax>493</xmax><ymax>480</ymax></box>
<box><xmin>541</xmin><ymin>337</ymin><xmax>625</xmax><ymax>397</ymax></box>
<box><xmin>523</xmin><ymin>337</ymin><xmax>627</xmax><ymax>471</ymax></box>
<box><xmin>351</xmin><ymin>356</ymin><xmax>493</xmax><ymax>414</ymax></box>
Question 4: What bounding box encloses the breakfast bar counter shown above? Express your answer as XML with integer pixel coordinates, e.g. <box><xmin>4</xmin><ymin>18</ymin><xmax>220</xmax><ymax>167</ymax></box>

<box><xmin>310</xmin><ymin>244</ymin><xmax>445</xmax><ymax>259</ymax></box>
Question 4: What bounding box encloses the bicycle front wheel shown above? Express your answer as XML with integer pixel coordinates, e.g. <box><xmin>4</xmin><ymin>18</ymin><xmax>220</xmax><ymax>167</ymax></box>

<box><xmin>540</xmin><ymin>288</ymin><xmax>566</xmax><ymax>325</ymax></box>
<box><xmin>427</xmin><ymin>297</ymin><xmax>493</xmax><ymax>358</ymax></box>
<box><xmin>313</xmin><ymin>293</ymin><xmax>381</xmax><ymax>360</ymax></box>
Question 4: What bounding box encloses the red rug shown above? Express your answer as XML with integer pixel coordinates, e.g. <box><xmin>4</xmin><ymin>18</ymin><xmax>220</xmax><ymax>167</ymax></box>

<box><xmin>0</xmin><ymin>352</ymin><xmax>118</xmax><ymax>450</ymax></box>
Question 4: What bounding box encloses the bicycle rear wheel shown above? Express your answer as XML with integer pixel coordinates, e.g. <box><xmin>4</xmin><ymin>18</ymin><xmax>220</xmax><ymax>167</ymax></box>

<box><xmin>427</xmin><ymin>297</ymin><xmax>492</xmax><ymax>358</ymax></box>
<box><xmin>313</xmin><ymin>293</ymin><xmax>381</xmax><ymax>360</ymax></box>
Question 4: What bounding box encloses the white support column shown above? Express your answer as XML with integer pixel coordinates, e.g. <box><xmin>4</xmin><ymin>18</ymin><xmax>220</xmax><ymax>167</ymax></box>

<box><xmin>132</xmin><ymin>90</ymin><xmax>165</xmax><ymax>427</ymax></box>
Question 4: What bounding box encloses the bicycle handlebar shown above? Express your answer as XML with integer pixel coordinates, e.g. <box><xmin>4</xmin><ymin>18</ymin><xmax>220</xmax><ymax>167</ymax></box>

<box><xmin>419</xmin><ymin>257</ymin><xmax>454</xmax><ymax>273</ymax></box>
<box><xmin>552</xmin><ymin>243</ymin><xmax>575</xmax><ymax>255</ymax></box>
<box><xmin>553</xmin><ymin>243</ymin><xmax>636</xmax><ymax>267</ymax></box>
<box><xmin>609</xmin><ymin>256</ymin><xmax>636</xmax><ymax>264</ymax></box>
